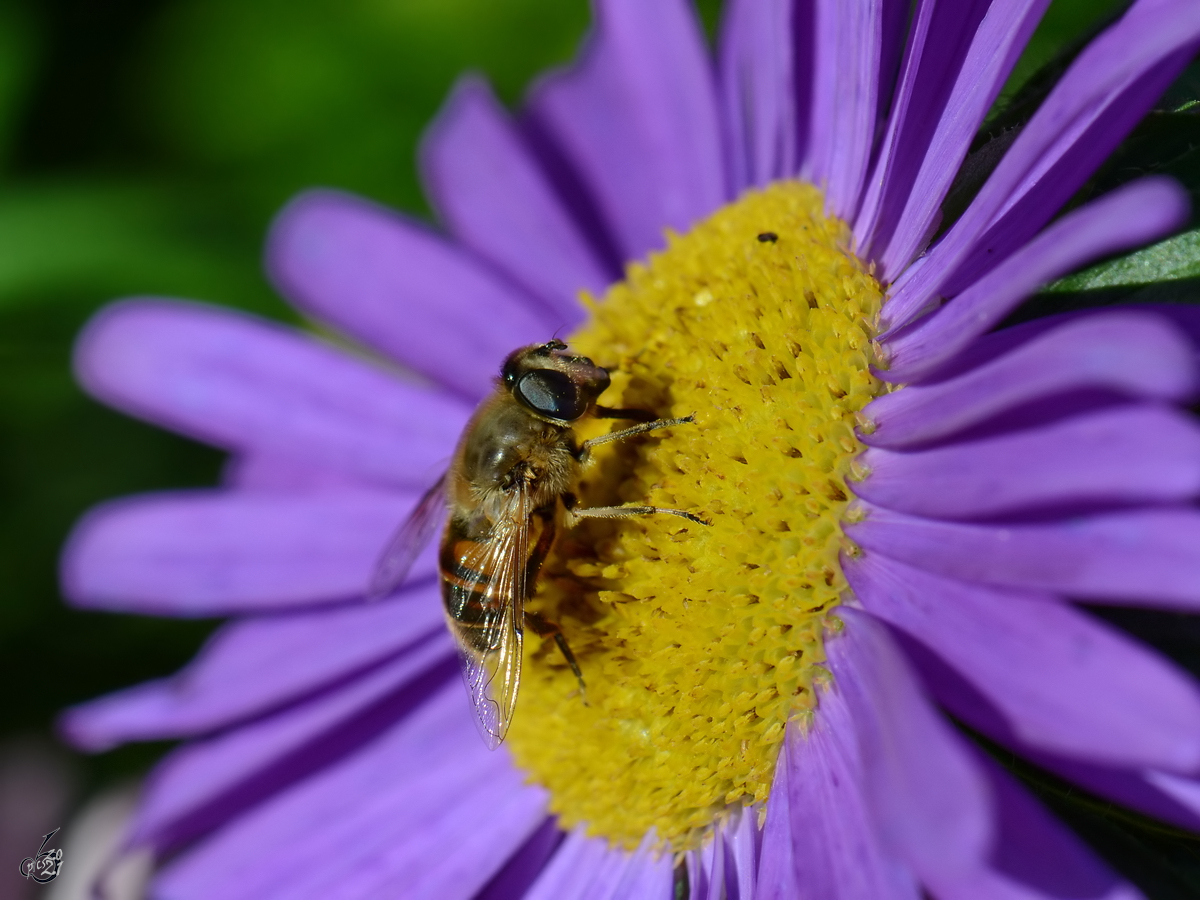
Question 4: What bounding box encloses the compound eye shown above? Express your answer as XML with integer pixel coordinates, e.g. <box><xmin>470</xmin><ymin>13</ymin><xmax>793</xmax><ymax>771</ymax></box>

<box><xmin>515</xmin><ymin>370</ymin><xmax>585</xmax><ymax>420</ymax></box>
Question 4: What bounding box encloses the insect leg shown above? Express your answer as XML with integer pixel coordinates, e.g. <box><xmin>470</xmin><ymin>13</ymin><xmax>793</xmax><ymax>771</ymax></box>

<box><xmin>523</xmin><ymin>506</ymin><xmax>557</xmax><ymax>588</ymax></box>
<box><xmin>524</xmin><ymin>609</ymin><xmax>587</xmax><ymax>702</ymax></box>
<box><xmin>577</xmin><ymin>414</ymin><xmax>696</xmax><ymax>460</ymax></box>
<box><xmin>522</xmin><ymin>508</ymin><xmax>587</xmax><ymax>701</ymax></box>
<box><xmin>568</xmin><ymin>504</ymin><xmax>710</xmax><ymax>526</ymax></box>
<box><xmin>593</xmin><ymin>405</ymin><xmax>656</xmax><ymax>422</ymax></box>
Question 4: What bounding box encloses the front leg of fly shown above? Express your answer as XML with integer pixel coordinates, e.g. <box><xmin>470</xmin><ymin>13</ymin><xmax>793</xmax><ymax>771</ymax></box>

<box><xmin>573</xmin><ymin>413</ymin><xmax>697</xmax><ymax>466</ymax></box>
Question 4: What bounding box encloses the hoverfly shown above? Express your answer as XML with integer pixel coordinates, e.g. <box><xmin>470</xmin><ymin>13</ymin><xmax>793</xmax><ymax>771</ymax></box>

<box><xmin>370</xmin><ymin>340</ymin><xmax>706</xmax><ymax>749</ymax></box>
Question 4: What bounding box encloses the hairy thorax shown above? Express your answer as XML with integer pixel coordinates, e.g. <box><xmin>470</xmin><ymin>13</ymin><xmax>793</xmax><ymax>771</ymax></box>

<box><xmin>456</xmin><ymin>393</ymin><xmax>579</xmax><ymax>535</ymax></box>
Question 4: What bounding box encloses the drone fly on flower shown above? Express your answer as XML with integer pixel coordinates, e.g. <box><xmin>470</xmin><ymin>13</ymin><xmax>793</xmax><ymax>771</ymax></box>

<box><xmin>369</xmin><ymin>340</ymin><xmax>706</xmax><ymax>749</ymax></box>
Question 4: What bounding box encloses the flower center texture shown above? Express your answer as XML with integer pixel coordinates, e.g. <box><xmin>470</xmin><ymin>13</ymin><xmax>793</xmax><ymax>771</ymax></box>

<box><xmin>506</xmin><ymin>181</ymin><xmax>885</xmax><ymax>850</ymax></box>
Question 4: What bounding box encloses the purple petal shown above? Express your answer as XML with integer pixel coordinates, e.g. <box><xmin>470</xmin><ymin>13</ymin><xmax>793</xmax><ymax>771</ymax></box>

<box><xmin>855</xmin><ymin>406</ymin><xmax>1200</xmax><ymax>519</ymax></box>
<box><xmin>885</xmin><ymin>0</ymin><xmax>1200</xmax><ymax>329</ymax></box>
<box><xmin>894</xmin><ymin>303</ymin><xmax>1200</xmax><ymax>388</ymax></box>
<box><xmin>689</xmin><ymin>818</ymin><xmax>727</xmax><ymax>900</ymax></box>
<box><xmin>717</xmin><ymin>0</ymin><xmax>799</xmax><ymax>191</ymax></box>
<box><xmin>608</xmin><ymin>829</ymin><xmax>673</xmax><ymax>900</ymax></box>
<box><xmin>1143</xmin><ymin>770</ymin><xmax>1200</xmax><ymax>825</ymax></box>
<box><xmin>1143</xmin><ymin>302</ymin><xmax>1200</xmax><ymax>346</ymax></box>
<box><xmin>848</xmin><ymin>503</ymin><xmax>1200</xmax><ymax>608</ymax></box>
<box><xmin>127</xmin><ymin>637</ymin><xmax>456</xmax><ymax>851</ymax></box>
<box><xmin>882</xmin><ymin>177</ymin><xmax>1190</xmax><ymax>380</ymax></box>
<box><xmin>267</xmin><ymin>190</ymin><xmax>558</xmax><ymax>399</ymax></box>
<box><xmin>891</xmin><ymin>615</ymin><xmax>1200</xmax><ymax>833</ymax></box>
<box><xmin>753</xmin><ymin>738</ymin><xmax>801</xmax><ymax>900</ymax></box>
<box><xmin>824</xmin><ymin>608</ymin><xmax>992</xmax><ymax>884</ymax></box>
<box><xmin>526</xmin><ymin>0</ymin><xmax>725</xmax><ymax>262</ymax></box>
<box><xmin>477</xmin><ymin>818</ymin><xmax>564</xmax><ymax>900</ymax></box>
<box><xmin>930</xmin><ymin>752</ymin><xmax>1141</xmax><ymax>900</ymax></box>
<box><xmin>75</xmin><ymin>299</ymin><xmax>469</xmax><ymax>487</ymax></box>
<box><xmin>155</xmin><ymin>683</ymin><xmax>547</xmax><ymax>900</ymax></box>
<box><xmin>62</xmin><ymin>585</ymin><xmax>445</xmax><ymax>749</ymax></box>
<box><xmin>63</xmin><ymin>489</ymin><xmax>422</xmax><ymax>615</ymax></box>
<box><xmin>1031</xmin><ymin>755</ymin><xmax>1200</xmax><ymax>834</ymax></box>
<box><xmin>724</xmin><ymin>808</ymin><xmax>760</xmax><ymax>900</ymax></box>
<box><xmin>566</xmin><ymin>835</ymin><xmax>652</xmax><ymax>897</ymax></box>
<box><xmin>846</xmin><ymin>553</ymin><xmax>1200</xmax><ymax>771</ymax></box>
<box><xmin>420</xmin><ymin>76</ymin><xmax>612</xmax><ymax>316</ymax></box>
<box><xmin>687</xmin><ymin>834</ymin><xmax>719</xmax><ymax>900</ymax></box>
<box><xmin>683</xmin><ymin>808</ymin><xmax>757</xmax><ymax>900</ymax></box>
<box><xmin>524</xmin><ymin>828</ymin><xmax>613</xmax><ymax>900</ymax></box>
<box><xmin>804</xmin><ymin>0</ymin><xmax>904</xmax><ymax>219</ymax></box>
<box><xmin>894</xmin><ymin>621</ymin><xmax>1200</xmax><ymax>832</ymax></box>
<box><xmin>944</xmin><ymin>88</ymin><xmax>1197</xmax><ymax>304</ymax></box>
<box><xmin>862</xmin><ymin>312</ymin><xmax>1197</xmax><ymax>449</ymax></box>
<box><xmin>223</xmin><ymin>454</ymin><xmax>363</xmax><ymax>490</ymax></box>
<box><xmin>785</xmin><ymin>711</ymin><xmax>920</xmax><ymax>898</ymax></box>
<box><xmin>573</xmin><ymin>845</ymin><xmax>631</xmax><ymax>900</ymax></box>
<box><xmin>857</xmin><ymin>0</ymin><xmax>1048</xmax><ymax>280</ymax></box>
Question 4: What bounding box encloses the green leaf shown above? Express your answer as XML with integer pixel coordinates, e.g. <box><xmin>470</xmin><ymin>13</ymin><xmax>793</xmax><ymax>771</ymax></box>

<box><xmin>1047</xmin><ymin>228</ymin><xmax>1200</xmax><ymax>293</ymax></box>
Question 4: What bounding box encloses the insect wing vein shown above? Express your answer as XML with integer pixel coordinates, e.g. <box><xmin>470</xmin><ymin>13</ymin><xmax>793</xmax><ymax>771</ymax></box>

<box><xmin>368</xmin><ymin>474</ymin><xmax>448</xmax><ymax>599</ymax></box>
<box><xmin>446</xmin><ymin>487</ymin><xmax>530</xmax><ymax>748</ymax></box>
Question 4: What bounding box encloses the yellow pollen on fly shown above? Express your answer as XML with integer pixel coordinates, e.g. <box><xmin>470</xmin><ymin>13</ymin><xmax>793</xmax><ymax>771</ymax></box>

<box><xmin>505</xmin><ymin>181</ymin><xmax>885</xmax><ymax>850</ymax></box>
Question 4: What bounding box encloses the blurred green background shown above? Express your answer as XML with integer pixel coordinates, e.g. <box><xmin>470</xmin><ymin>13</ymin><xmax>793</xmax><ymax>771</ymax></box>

<box><xmin>2</xmin><ymin>0</ymin><xmax>1199</xmax><ymax>895</ymax></box>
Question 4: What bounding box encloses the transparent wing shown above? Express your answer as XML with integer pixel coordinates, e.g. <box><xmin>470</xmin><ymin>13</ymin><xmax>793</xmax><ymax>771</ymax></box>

<box><xmin>445</xmin><ymin>488</ymin><xmax>530</xmax><ymax>749</ymax></box>
<box><xmin>367</xmin><ymin>474</ymin><xmax>448</xmax><ymax>600</ymax></box>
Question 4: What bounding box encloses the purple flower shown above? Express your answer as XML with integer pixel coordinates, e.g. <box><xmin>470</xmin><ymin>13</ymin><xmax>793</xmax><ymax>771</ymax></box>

<box><xmin>59</xmin><ymin>0</ymin><xmax>1200</xmax><ymax>897</ymax></box>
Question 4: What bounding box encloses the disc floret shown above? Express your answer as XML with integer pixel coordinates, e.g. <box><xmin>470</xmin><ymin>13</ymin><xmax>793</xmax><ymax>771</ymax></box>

<box><xmin>507</xmin><ymin>181</ymin><xmax>885</xmax><ymax>850</ymax></box>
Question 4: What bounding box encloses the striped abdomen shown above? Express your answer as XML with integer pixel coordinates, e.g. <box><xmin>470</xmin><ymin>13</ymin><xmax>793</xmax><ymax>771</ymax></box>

<box><xmin>440</xmin><ymin>518</ymin><xmax>506</xmax><ymax>654</ymax></box>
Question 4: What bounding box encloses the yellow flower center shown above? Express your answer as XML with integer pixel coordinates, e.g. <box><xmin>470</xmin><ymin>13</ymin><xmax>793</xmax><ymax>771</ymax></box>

<box><xmin>506</xmin><ymin>181</ymin><xmax>884</xmax><ymax>850</ymax></box>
